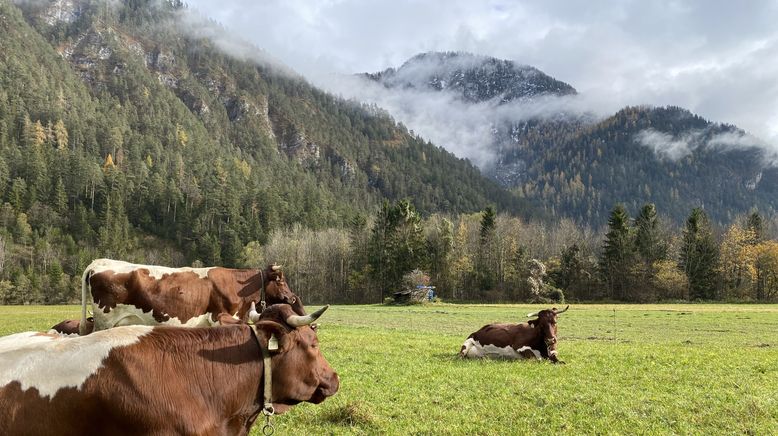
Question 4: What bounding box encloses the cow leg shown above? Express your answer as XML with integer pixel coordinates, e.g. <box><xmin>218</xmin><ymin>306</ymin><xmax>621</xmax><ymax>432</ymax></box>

<box><xmin>548</xmin><ymin>350</ymin><xmax>565</xmax><ymax>364</ymax></box>
<box><xmin>516</xmin><ymin>346</ymin><xmax>542</xmax><ymax>360</ymax></box>
<box><xmin>459</xmin><ymin>344</ymin><xmax>469</xmax><ymax>358</ymax></box>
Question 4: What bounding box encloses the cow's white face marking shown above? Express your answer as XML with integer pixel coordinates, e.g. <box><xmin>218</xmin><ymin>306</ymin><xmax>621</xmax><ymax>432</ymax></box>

<box><xmin>0</xmin><ymin>326</ymin><xmax>153</xmax><ymax>398</ymax></box>
<box><xmin>87</xmin><ymin>258</ymin><xmax>215</xmax><ymax>280</ymax></box>
<box><xmin>93</xmin><ymin>304</ymin><xmax>218</xmax><ymax>331</ymax></box>
<box><xmin>460</xmin><ymin>338</ymin><xmax>542</xmax><ymax>360</ymax></box>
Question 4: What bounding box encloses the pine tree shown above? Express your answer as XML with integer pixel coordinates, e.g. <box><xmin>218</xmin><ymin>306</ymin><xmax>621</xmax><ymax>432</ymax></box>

<box><xmin>53</xmin><ymin>177</ymin><xmax>68</xmax><ymax>214</ymax></box>
<box><xmin>679</xmin><ymin>208</ymin><xmax>719</xmax><ymax>300</ymax></box>
<box><xmin>634</xmin><ymin>203</ymin><xmax>666</xmax><ymax>263</ymax></box>
<box><xmin>368</xmin><ymin>200</ymin><xmax>427</xmax><ymax>301</ymax></box>
<box><xmin>599</xmin><ymin>204</ymin><xmax>635</xmax><ymax>300</ymax></box>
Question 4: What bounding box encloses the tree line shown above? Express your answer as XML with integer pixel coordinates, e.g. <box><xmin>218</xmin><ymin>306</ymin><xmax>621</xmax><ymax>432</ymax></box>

<box><xmin>2</xmin><ymin>191</ymin><xmax>777</xmax><ymax>304</ymax></box>
<box><xmin>242</xmin><ymin>202</ymin><xmax>778</xmax><ymax>305</ymax></box>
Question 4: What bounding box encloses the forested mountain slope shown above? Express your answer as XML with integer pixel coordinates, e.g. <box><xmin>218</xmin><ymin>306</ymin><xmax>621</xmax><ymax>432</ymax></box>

<box><xmin>361</xmin><ymin>53</ymin><xmax>778</xmax><ymax>224</ymax></box>
<box><xmin>508</xmin><ymin>106</ymin><xmax>778</xmax><ymax>224</ymax></box>
<box><xmin>0</xmin><ymin>0</ymin><xmax>532</xmax><ymax>279</ymax></box>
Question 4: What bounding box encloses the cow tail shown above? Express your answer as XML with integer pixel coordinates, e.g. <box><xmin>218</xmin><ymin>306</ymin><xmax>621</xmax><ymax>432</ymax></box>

<box><xmin>79</xmin><ymin>268</ymin><xmax>93</xmax><ymax>336</ymax></box>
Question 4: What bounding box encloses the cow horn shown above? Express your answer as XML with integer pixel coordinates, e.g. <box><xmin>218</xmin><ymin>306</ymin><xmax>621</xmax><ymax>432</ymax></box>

<box><xmin>526</xmin><ymin>311</ymin><xmax>539</xmax><ymax>318</ymax></box>
<box><xmin>271</xmin><ymin>264</ymin><xmax>282</xmax><ymax>271</ymax></box>
<box><xmin>554</xmin><ymin>305</ymin><xmax>570</xmax><ymax>315</ymax></box>
<box><xmin>248</xmin><ymin>301</ymin><xmax>261</xmax><ymax>323</ymax></box>
<box><xmin>286</xmin><ymin>305</ymin><xmax>329</xmax><ymax>327</ymax></box>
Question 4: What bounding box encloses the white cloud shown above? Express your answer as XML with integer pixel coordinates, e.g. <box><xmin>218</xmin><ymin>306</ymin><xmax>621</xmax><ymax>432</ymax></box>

<box><xmin>635</xmin><ymin>128</ymin><xmax>778</xmax><ymax>165</ymax></box>
<box><xmin>183</xmin><ymin>0</ymin><xmax>778</xmax><ymax>150</ymax></box>
<box><xmin>635</xmin><ymin>129</ymin><xmax>698</xmax><ymax>161</ymax></box>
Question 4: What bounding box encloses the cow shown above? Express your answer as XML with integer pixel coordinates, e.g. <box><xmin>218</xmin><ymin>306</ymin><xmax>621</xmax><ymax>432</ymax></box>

<box><xmin>0</xmin><ymin>303</ymin><xmax>339</xmax><ymax>435</ymax></box>
<box><xmin>49</xmin><ymin>317</ymin><xmax>93</xmax><ymax>335</ymax></box>
<box><xmin>77</xmin><ymin>258</ymin><xmax>306</xmax><ymax>335</ymax></box>
<box><xmin>459</xmin><ymin>305</ymin><xmax>569</xmax><ymax>363</ymax></box>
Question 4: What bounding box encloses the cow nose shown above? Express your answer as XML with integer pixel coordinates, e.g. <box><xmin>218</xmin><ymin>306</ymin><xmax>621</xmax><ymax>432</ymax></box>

<box><xmin>321</xmin><ymin>372</ymin><xmax>340</xmax><ymax>396</ymax></box>
<box><xmin>310</xmin><ymin>372</ymin><xmax>339</xmax><ymax>403</ymax></box>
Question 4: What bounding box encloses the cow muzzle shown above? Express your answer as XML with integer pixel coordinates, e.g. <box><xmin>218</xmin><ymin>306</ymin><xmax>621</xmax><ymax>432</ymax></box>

<box><xmin>545</xmin><ymin>336</ymin><xmax>557</xmax><ymax>346</ymax></box>
<box><xmin>310</xmin><ymin>372</ymin><xmax>340</xmax><ymax>403</ymax></box>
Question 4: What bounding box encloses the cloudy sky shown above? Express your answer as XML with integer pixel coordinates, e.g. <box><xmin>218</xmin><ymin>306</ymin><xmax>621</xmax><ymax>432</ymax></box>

<box><xmin>185</xmin><ymin>0</ymin><xmax>778</xmax><ymax>146</ymax></box>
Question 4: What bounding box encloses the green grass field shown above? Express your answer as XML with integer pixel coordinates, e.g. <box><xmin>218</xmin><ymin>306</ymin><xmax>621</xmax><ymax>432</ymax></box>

<box><xmin>1</xmin><ymin>304</ymin><xmax>776</xmax><ymax>435</ymax></box>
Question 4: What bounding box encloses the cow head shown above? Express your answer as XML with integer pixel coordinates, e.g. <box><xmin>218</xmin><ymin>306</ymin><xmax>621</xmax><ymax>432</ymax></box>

<box><xmin>263</xmin><ymin>264</ymin><xmax>305</xmax><ymax>315</ymax></box>
<box><xmin>252</xmin><ymin>303</ymin><xmax>339</xmax><ymax>413</ymax></box>
<box><xmin>526</xmin><ymin>305</ymin><xmax>568</xmax><ymax>360</ymax></box>
<box><xmin>50</xmin><ymin>317</ymin><xmax>94</xmax><ymax>335</ymax></box>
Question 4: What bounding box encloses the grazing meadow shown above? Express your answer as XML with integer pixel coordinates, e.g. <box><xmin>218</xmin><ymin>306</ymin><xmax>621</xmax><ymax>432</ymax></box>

<box><xmin>1</xmin><ymin>304</ymin><xmax>776</xmax><ymax>435</ymax></box>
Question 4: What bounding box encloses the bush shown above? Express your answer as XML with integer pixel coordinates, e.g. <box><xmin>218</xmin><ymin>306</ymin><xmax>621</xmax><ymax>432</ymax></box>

<box><xmin>544</xmin><ymin>287</ymin><xmax>565</xmax><ymax>303</ymax></box>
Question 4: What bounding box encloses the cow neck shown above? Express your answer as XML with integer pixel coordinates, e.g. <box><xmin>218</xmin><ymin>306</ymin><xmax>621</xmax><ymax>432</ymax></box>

<box><xmin>249</xmin><ymin>325</ymin><xmax>274</xmax><ymax>417</ymax></box>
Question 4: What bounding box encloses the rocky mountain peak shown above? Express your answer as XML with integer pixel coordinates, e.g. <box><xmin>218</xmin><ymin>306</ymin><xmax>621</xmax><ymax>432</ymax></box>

<box><xmin>363</xmin><ymin>51</ymin><xmax>577</xmax><ymax>103</ymax></box>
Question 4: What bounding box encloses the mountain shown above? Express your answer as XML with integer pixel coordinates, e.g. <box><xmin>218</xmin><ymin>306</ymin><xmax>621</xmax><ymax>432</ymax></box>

<box><xmin>363</xmin><ymin>51</ymin><xmax>577</xmax><ymax>103</ymax></box>
<box><xmin>0</xmin><ymin>0</ymin><xmax>536</xmax><ymax>275</ymax></box>
<box><xmin>358</xmin><ymin>52</ymin><xmax>778</xmax><ymax>224</ymax></box>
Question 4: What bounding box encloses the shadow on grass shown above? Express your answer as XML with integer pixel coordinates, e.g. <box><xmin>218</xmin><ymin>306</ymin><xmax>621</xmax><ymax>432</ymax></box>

<box><xmin>319</xmin><ymin>401</ymin><xmax>378</xmax><ymax>430</ymax></box>
<box><xmin>429</xmin><ymin>352</ymin><xmax>562</xmax><ymax>366</ymax></box>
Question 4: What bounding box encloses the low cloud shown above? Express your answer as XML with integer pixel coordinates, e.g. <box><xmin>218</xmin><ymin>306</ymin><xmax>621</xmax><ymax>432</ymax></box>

<box><xmin>174</xmin><ymin>8</ymin><xmax>299</xmax><ymax>78</ymax></box>
<box><xmin>635</xmin><ymin>129</ymin><xmax>698</xmax><ymax>161</ymax></box>
<box><xmin>317</xmin><ymin>73</ymin><xmax>601</xmax><ymax>169</ymax></box>
<box><xmin>636</xmin><ymin>128</ymin><xmax>778</xmax><ymax>166</ymax></box>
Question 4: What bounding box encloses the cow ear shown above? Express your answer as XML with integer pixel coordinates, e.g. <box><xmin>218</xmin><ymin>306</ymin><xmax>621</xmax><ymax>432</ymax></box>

<box><xmin>216</xmin><ymin>313</ymin><xmax>243</xmax><ymax>326</ymax></box>
<box><xmin>255</xmin><ymin>321</ymin><xmax>291</xmax><ymax>353</ymax></box>
<box><xmin>527</xmin><ymin>319</ymin><xmax>537</xmax><ymax>327</ymax></box>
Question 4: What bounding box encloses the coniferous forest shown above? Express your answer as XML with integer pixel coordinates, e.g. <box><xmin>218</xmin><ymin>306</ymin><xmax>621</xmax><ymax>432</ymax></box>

<box><xmin>0</xmin><ymin>0</ymin><xmax>776</xmax><ymax>304</ymax></box>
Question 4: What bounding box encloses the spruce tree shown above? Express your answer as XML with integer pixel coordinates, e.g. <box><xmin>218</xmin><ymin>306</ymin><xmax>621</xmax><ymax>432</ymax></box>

<box><xmin>599</xmin><ymin>204</ymin><xmax>635</xmax><ymax>300</ymax></box>
<box><xmin>634</xmin><ymin>203</ymin><xmax>666</xmax><ymax>264</ymax></box>
<box><xmin>368</xmin><ymin>200</ymin><xmax>427</xmax><ymax>301</ymax></box>
<box><xmin>679</xmin><ymin>208</ymin><xmax>719</xmax><ymax>300</ymax></box>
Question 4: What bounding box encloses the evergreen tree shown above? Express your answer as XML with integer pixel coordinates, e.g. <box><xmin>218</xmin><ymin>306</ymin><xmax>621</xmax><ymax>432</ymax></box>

<box><xmin>599</xmin><ymin>204</ymin><xmax>635</xmax><ymax>300</ymax></box>
<box><xmin>634</xmin><ymin>203</ymin><xmax>666</xmax><ymax>264</ymax></box>
<box><xmin>427</xmin><ymin>217</ymin><xmax>454</xmax><ymax>298</ymax></box>
<box><xmin>368</xmin><ymin>200</ymin><xmax>427</xmax><ymax>300</ymax></box>
<box><xmin>746</xmin><ymin>211</ymin><xmax>764</xmax><ymax>245</ymax></box>
<box><xmin>679</xmin><ymin>208</ymin><xmax>719</xmax><ymax>300</ymax></box>
<box><xmin>477</xmin><ymin>206</ymin><xmax>497</xmax><ymax>291</ymax></box>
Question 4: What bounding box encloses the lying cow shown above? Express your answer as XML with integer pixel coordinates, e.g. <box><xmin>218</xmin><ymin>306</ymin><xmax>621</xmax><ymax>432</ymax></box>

<box><xmin>75</xmin><ymin>258</ymin><xmax>305</xmax><ymax>335</ymax></box>
<box><xmin>1</xmin><ymin>303</ymin><xmax>338</xmax><ymax>434</ymax></box>
<box><xmin>50</xmin><ymin>317</ymin><xmax>93</xmax><ymax>335</ymax></box>
<box><xmin>459</xmin><ymin>305</ymin><xmax>569</xmax><ymax>363</ymax></box>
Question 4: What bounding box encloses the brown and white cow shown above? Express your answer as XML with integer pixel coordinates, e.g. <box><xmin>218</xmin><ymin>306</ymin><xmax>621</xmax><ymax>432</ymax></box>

<box><xmin>459</xmin><ymin>305</ymin><xmax>569</xmax><ymax>363</ymax></box>
<box><xmin>77</xmin><ymin>258</ymin><xmax>305</xmax><ymax>335</ymax></box>
<box><xmin>1</xmin><ymin>303</ymin><xmax>338</xmax><ymax>435</ymax></box>
<box><xmin>49</xmin><ymin>317</ymin><xmax>93</xmax><ymax>335</ymax></box>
